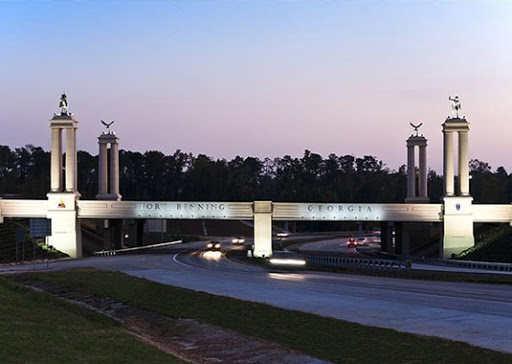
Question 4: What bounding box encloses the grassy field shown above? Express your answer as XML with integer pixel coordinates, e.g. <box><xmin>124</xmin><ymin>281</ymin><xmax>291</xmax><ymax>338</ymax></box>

<box><xmin>0</xmin><ymin>276</ymin><xmax>184</xmax><ymax>364</ymax></box>
<box><xmin>12</xmin><ymin>268</ymin><xmax>512</xmax><ymax>364</ymax></box>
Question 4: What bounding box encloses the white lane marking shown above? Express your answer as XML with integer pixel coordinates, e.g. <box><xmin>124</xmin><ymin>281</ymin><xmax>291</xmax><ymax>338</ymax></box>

<box><xmin>172</xmin><ymin>252</ymin><xmax>196</xmax><ymax>268</ymax></box>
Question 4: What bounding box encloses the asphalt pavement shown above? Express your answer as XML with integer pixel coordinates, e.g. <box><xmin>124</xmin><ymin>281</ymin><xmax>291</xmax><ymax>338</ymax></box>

<box><xmin>2</xmin><ymin>244</ymin><xmax>511</xmax><ymax>354</ymax></box>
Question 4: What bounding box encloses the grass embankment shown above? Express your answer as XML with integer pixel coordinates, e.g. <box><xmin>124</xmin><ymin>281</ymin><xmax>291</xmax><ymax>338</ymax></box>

<box><xmin>0</xmin><ymin>276</ymin><xmax>184</xmax><ymax>364</ymax></box>
<box><xmin>14</xmin><ymin>268</ymin><xmax>512</xmax><ymax>364</ymax></box>
<box><xmin>459</xmin><ymin>224</ymin><xmax>512</xmax><ymax>262</ymax></box>
<box><xmin>0</xmin><ymin>219</ymin><xmax>66</xmax><ymax>263</ymax></box>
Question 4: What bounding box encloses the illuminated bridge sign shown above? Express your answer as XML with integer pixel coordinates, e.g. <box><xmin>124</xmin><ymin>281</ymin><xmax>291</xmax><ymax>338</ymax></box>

<box><xmin>76</xmin><ymin>201</ymin><xmax>254</xmax><ymax>220</ymax></box>
<box><xmin>74</xmin><ymin>201</ymin><xmax>445</xmax><ymax>222</ymax></box>
<box><xmin>273</xmin><ymin>203</ymin><xmax>443</xmax><ymax>222</ymax></box>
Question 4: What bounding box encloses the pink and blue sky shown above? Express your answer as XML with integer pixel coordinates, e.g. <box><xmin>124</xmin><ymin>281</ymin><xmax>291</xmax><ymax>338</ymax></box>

<box><xmin>1</xmin><ymin>1</ymin><xmax>511</xmax><ymax>172</ymax></box>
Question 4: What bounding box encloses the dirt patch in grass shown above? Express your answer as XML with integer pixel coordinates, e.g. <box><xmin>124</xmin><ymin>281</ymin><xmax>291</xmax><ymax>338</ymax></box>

<box><xmin>15</xmin><ymin>276</ymin><xmax>326</xmax><ymax>364</ymax></box>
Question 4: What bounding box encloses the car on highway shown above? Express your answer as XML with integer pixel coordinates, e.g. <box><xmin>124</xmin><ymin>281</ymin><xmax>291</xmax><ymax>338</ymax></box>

<box><xmin>206</xmin><ymin>241</ymin><xmax>221</xmax><ymax>251</ymax></box>
<box><xmin>276</xmin><ymin>231</ymin><xmax>289</xmax><ymax>238</ymax></box>
<box><xmin>268</xmin><ymin>250</ymin><xmax>306</xmax><ymax>267</ymax></box>
<box><xmin>231</xmin><ymin>236</ymin><xmax>245</xmax><ymax>244</ymax></box>
<box><xmin>346</xmin><ymin>235</ymin><xmax>358</xmax><ymax>248</ymax></box>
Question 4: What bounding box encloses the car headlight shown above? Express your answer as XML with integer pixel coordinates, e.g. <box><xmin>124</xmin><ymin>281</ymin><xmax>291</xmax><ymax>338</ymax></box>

<box><xmin>207</xmin><ymin>243</ymin><xmax>213</xmax><ymax>248</ymax></box>
<box><xmin>215</xmin><ymin>243</ymin><xmax>221</xmax><ymax>249</ymax></box>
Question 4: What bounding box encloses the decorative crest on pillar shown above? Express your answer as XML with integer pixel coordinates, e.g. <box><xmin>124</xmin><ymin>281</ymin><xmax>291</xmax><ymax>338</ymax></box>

<box><xmin>448</xmin><ymin>95</ymin><xmax>462</xmax><ymax>118</ymax></box>
<box><xmin>101</xmin><ymin>120</ymin><xmax>115</xmax><ymax>134</ymax></box>
<box><xmin>409</xmin><ymin>122</ymin><xmax>423</xmax><ymax>137</ymax></box>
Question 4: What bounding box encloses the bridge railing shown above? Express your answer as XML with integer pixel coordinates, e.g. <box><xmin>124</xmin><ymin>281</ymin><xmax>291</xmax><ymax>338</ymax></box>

<box><xmin>302</xmin><ymin>254</ymin><xmax>407</xmax><ymax>270</ymax></box>
<box><xmin>93</xmin><ymin>240</ymin><xmax>183</xmax><ymax>257</ymax></box>
<box><xmin>412</xmin><ymin>257</ymin><xmax>512</xmax><ymax>272</ymax></box>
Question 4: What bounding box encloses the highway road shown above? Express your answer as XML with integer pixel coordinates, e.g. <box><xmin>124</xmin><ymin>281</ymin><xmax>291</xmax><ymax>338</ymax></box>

<box><xmin>2</xmin><ymin>240</ymin><xmax>512</xmax><ymax>354</ymax></box>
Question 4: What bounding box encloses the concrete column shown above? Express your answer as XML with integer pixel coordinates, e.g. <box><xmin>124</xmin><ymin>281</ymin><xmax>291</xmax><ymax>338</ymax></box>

<box><xmin>459</xmin><ymin>131</ymin><xmax>470</xmax><ymax>196</ymax></box>
<box><xmin>394</xmin><ymin>222</ymin><xmax>403</xmax><ymax>255</ymax></box>
<box><xmin>136</xmin><ymin>220</ymin><xmax>145</xmax><ymax>247</ymax></box>
<box><xmin>110</xmin><ymin>142</ymin><xmax>120</xmax><ymax>195</ymax></box>
<box><xmin>252</xmin><ymin>201</ymin><xmax>273</xmax><ymax>258</ymax></box>
<box><xmin>73</xmin><ymin>128</ymin><xmax>78</xmax><ymax>191</ymax></box>
<box><xmin>65</xmin><ymin>127</ymin><xmax>76</xmax><ymax>192</ymax></box>
<box><xmin>405</xmin><ymin>135</ymin><xmax>428</xmax><ymax>203</ymax></box>
<box><xmin>406</xmin><ymin>145</ymin><xmax>416</xmax><ymax>199</ymax></box>
<box><xmin>50</xmin><ymin>128</ymin><xmax>62</xmax><ymax>192</ymax></box>
<box><xmin>419</xmin><ymin>145</ymin><xmax>428</xmax><ymax>198</ymax></box>
<box><xmin>48</xmin><ymin>111</ymin><xmax>81</xmax><ymax>258</ymax></box>
<box><xmin>98</xmin><ymin>143</ymin><xmax>108</xmax><ymax>195</ymax></box>
<box><xmin>444</xmin><ymin>131</ymin><xmax>454</xmax><ymax>196</ymax></box>
<box><xmin>380</xmin><ymin>222</ymin><xmax>394</xmax><ymax>254</ymax></box>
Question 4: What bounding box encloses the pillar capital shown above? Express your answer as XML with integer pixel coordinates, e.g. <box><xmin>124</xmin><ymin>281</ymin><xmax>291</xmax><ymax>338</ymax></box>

<box><xmin>50</xmin><ymin>114</ymin><xmax>78</xmax><ymax>128</ymax></box>
<box><xmin>443</xmin><ymin>117</ymin><xmax>469</xmax><ymax>132</ymax></box>
<box><xmin>252</xmin><ymin>201</ymin><xmax>273</xmax><ymax>214</ymax></box>
<box><xmin>98</xmin><ymin>132</ymin><xmax>119</xmax><ymax>145</ymax></box>
<box><xmin>406</xmin><ymin>135</ymin><xmax>428</xmax><ymax>147</ymax></box>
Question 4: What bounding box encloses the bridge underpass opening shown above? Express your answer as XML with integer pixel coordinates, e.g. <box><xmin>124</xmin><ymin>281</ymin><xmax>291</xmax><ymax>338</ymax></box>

<box><xmin>273</xmin><ymin>219</ymin><xmax>442</xmax><ymax>258</ymax></box>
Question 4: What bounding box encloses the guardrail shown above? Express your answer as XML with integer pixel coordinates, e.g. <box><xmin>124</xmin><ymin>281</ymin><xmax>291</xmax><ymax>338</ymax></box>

<box><xmin>413</xmin><ymin>257</ymin><xmax>512</xmax><ymax>272</ymax></box>
<box><xmin>303</xmin><ymin>254</ymin><xmax>408</xmax><ymax>270</ymax></box>
<box><xmin>93</xmin><ymin>240</ymin><xmax>183</xmax><ymax>257</ymax></box>
<box><xmin>94</xmin><ymin>250</ymin><xmax>117</xmax><ymax>256</ymax></box>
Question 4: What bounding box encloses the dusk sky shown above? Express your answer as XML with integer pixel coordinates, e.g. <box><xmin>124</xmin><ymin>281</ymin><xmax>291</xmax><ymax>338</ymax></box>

<box><xmin>1</xmin><ymin>1</ymin><xmax>511</xmax><ymax>173</ymax></box>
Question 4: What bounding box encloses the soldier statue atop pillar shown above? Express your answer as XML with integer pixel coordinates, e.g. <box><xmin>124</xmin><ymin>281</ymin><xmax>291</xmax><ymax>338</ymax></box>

<box><xmin>55</xmin><ymin>92</ymin><xmax>74</xmax><ymax>118</ymax></box>
<box><xmin>448</xmin><ymin>95</ymin><xmax>465</xmax><ymax>120</ymax></box>
<box><xmin>59</xmin><ymin>92</ymin><xmax>69</xmax><ymax>115</ymax></box>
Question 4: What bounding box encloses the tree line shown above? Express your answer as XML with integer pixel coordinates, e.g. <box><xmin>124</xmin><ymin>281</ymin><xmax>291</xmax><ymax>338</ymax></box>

<box><xmin>1</xmin><ymin>144</ymin><xmax>512</xmax><ymax>204</ymax></box>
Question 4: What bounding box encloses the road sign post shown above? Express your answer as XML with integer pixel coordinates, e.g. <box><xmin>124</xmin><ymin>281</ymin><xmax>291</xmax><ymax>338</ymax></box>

<box><xmin>29</xmin><ymin>219</ymin><xmax>52</xmax><ymax>268</ymax></box>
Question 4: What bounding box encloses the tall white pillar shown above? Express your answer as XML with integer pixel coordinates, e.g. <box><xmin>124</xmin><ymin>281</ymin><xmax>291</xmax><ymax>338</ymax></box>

<box><xmin>50</xmin><ymin>128</ymin><xmax>62</xmax><ymax>192</ymax></box>
<box><xmin>47</xmin><ymin>106</ymin><xmax>81</xmax><ymax>258</ymax></box>
<box><xmin>442</xmin><ymin>115</ymin><xmax>474</xmax><ymax>258</ymax></box>
<box><xmin>443</xmin><ymin>131</ymin><xmax>454</xmax><ymax>196</ymax></box>
<box><xmin>419</xmin><ymin>145</ymin><xmax>427</xmax><ymax>198</ymax></box>
<box><xmin>110</xmin><ymin>142</ymin><xmax>120</xmax><ymax>196</ymax></box>
<box><xmin>406</xmin><ymin>145</ymin><xmax>415</xmax><ymax>200</ymax></box>
<box><xmin>49</xmin><ymin>115</ymin><xmax>79</xmax><ymax>194</ymax></box>
<box><xmin>98</xmin><ymin>143</ymin><xmax>108</xmax><ymax>195</ymax></box>
<box><xmin>73</xmin><ymin>128</ymin><xmax>78</xmax><ymax>191</ymax></box>
<box><xmin>459</xmin><ymin>131</ymin><xmax>470</xmax><ymax>196</ymax></box>
<box><xmin>65</xmin><ymin>128</ymin><xmax>76</xmax><ymax>192</ymax></box>
<box><xmin>252</xmin><ymin>201</ymin><xmax>273</xmax><ymax>258</ymax></box>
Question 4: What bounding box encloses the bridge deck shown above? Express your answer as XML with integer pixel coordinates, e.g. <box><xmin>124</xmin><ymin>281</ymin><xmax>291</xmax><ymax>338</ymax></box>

<box><xmin>1</xmin><ymin>199</ymin><xmax>510</xmax><ymax>223</ymax></box>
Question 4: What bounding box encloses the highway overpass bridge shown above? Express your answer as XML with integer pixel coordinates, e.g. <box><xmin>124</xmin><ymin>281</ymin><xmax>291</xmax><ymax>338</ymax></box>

<box><xmin>2</xmin><ymin>198</ymin><xmax>512</xmax><ymax>258</ymax></box>
<box><xmin>1</xmin><ymin>94</ymin><xmax>511</xmax><ymax>258</ymax></box>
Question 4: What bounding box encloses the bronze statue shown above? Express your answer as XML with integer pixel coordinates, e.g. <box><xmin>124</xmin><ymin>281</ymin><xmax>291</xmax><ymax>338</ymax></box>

<box><xmin>101</xmin><ymin>120</ymin><xmax>115</xmax><ymax>130</ymax></box>
<box><xmin>59</xmin><ymin>92</ymin><xmax>69</xmax><ymax>115</ymax></box>
<box><xmin>410</xmin><ymin>122</ymin><xmax>423</xmax><ymax>137</ymax></box>
<box><xmin>448</xmin><ymin>96</ymin><xmax>461</xmax><ymax>118</ymax></box>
